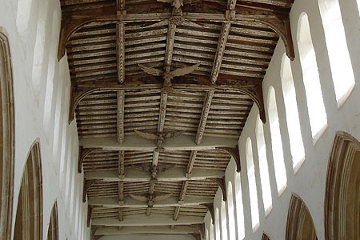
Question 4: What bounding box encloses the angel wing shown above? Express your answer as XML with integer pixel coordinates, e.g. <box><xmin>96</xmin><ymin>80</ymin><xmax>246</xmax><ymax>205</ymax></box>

<box><xmin>164</xmin><ymin>130</ymin><xmax>183</xmax><ymax>139</ymax></box>
<box><xmin>135</xmin><ymin>130</ymin><xmax>159</xmax><ymax>140</ymax></box>
<box><xmin>170</xmin><ymin>63</ymin><xmax>200</xmax><ymax>77</ymax></box>
<box><xmin>129</xmin><ymin>194</ymin><xmax>148</xmax><ymax>202</ymax></box>
<box><xmin>157</xmin><ymin>0</ymin><xmax>172</xmax><ymax>3</ymax></box>
<box><xmin>153</xmin><ymin>193</ymin><xmax>172</xmax><ymax>202</ymax></box>
<box><xmin>138</xmin><ymin>64</ymin><xmax>163</xmax><ymax>77</ymax></box>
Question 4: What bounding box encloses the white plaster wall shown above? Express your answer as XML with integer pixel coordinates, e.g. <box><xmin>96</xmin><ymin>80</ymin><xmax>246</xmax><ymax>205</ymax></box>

<box><xmin>0</xmin><ymin>0</ymin><xmax>90</xmax><ymax>239</ymax></box>
<box><xmin>209</xmin><ymin>0</ymin><xmax>360</xmax><ymax>239</ymax></box>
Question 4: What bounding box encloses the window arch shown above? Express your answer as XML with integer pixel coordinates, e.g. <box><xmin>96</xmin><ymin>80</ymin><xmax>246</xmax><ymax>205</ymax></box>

<box><xmin>14</xmin><ymin>141</ymin><xmax>43</xmax><ymax>240</ymax></box>
<box><xmin>318</xmin><ymin>0</ymin><xmax>355</xmax><ymax>105</ymax></box>
<box><xmin>325</xmin><ymin>132</ymin><xmax>360</xmax><ymax>239</ymax></box>
<box><xmin>234</xmin><ymin>172</ymin><xmax>245</xmax><ymax>240</ymax></box>
<box><xmin>281</xmin><ymin>54</ymin><xmax>305</xmax><ymax>170</ymax></box>
<box><xmin>285</xmin><ymin>194</ymin><xmax>317</xmax><ymax>240</ymax></box>
<box><xmin>227</xmin><ymin>182</ymin><xmax>236</xmax><ymax>240</ymax></box>
<box><xmin>255</xmin><ymin>118</ymin><xmax>272</xmax><ymax>213</ymax></box>
<box><xmin>268</xmin><ymin>86</ymin><xmax>287</xmax><ymax>194</ymax></box>
<box><xmin>297</xmin><ymin>12</ymin><xmax>327</xmax><ymax>140</ymax></box>
<box><xmin>220</xmin><ymin>200</ymin><xmax>228</xmax><ymax>240</ymax></box>
<box><xmin>246</xmin><ymin>138</ymin><xmax>260</xmax><ymax>230</ymax></box>
<box><xmin>0</xmin><ymin>32</ymin><xmax>15</xmax><ymax>240</ymax></box>
<box><xmin>47</xmin><ymin>202</ymin><xmax>59</xmax><ymax>240</ymax></box>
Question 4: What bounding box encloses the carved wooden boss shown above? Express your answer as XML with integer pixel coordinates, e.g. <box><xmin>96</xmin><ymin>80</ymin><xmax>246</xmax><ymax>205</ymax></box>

<box><xmin>59</xmin><ymin>0</ymin><xmax>294</xmax><ymax>238</ymax></box>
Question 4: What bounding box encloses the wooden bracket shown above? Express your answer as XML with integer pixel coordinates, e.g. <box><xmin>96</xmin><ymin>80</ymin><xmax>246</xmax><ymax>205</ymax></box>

<box><xmin>202</xmin><ymin>203</ymin><xmax>215</xmax><ymax>224</ymax></box>
<box><xmin>262</xmin><ymin>233</ymin><xmax>270</xmax><ymax>240</ymax></box>
<box><xmin>192</xmin><ymin>233</ymin><xmax>201</xmax><ymax>240</ymax></box>
<box><xmin>240</xmin><ymin>85</ymin><xmax>266</xmax><ymax>123</ymax></box>
<box><xmin>69</xmin><ymin>87</ymin><xmax>100</xmax><ymax>124</ymax></box>
<box><xmin>83</xmin><ymin>180</ymin><xmax>96</xmax><ymax>203</ymax></box>
<box><xmin>87</xmin><ymin>206</ymin><xmax>93</xmax><ymax>227</ymax></box>
<box><xmin>214</xmin><ymin>177</ymin><xmax>227</xmax><ymax>201</ymax></box>
<box><xmin>216</xmin><ymin>145</ymin><xmax>241</xmax><ymax>172</ymax></box>
<box><xmin>256</xmin><ymin>15</ymin><xmax>295</xmax><ymax>61</ymax></box>
<box><xmin>78</xmin><ymin>147</ymin><xmax>96</xmax><ymax>173</ymax></box>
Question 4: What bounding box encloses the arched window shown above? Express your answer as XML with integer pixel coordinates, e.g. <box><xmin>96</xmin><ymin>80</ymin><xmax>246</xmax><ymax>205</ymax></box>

<box><xmin>255</xmin><ymin>118</ymin><xmax>272</xmax><ymax>213</ymax></box>
<box><xmin>297</xmin><ymin>13</ymin><xmax>327</xmax><ymax>140</ymax></box>
<box><xmin>281</xmin><ymin>54</ymin><xmax>305</xmax><ymax>170</ymax></box>
<box><xmin>0</xmin><ymin>32</ymin><xmax>15</xmax><ymax>240</ymax></box>
<box><xmin>220</xmin><ymin>200</ymin><xmax>229</xmax><ymax>240</ymax></box>
<box><xmin>32</xmin><ymin>0</ymin><xmax>50</xmax><ymax>88</ymax></box>
<box><xmin>325</xmin><ymin>132</ymin><xmax>360</xmax><ymax>239</ymax></box>
<box><xmin>14</xmin><ymin>141</ymin><xmax>43</xmax><ymax>240</ymax></box>
<box><xmin>234</xmin><ymin>172</ymin><xmax>245</xmax><ymax>240</ymax></box>
<box><xmin>215</xmin><ymin>208</ymin><xmax>221</xmax><ymax>240</ymax></box>
<box><xmin>286</xmin><ymin>194</ymin><xmax>317</xmax><ymax>240</ymax></box>
<box><xmin>246</xmin><ymin>138</ymin><xmax>260</xmax><ymax>230</ymax></box>
<box><xmin>47</xmin><ymin>202</ymin><xmax>59</xmax><ymax>240</ymax></box>
<box><xmin>227</xmin><ymin>182</ymin><xmax>236</xmax><ymax>240</ymax></box>
<box><xmin>318</xmin><ymin>0</ymin><xmax>355</xmax><ymax>105</ymax></box>
<box><xmin>268</xmin><ymin>87</ymin><xmax>287</xmax><ymax>194</ymax></box>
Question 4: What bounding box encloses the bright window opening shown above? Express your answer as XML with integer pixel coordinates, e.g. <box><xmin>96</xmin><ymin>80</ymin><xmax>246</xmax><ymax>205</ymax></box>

<box><xmin>221</xmin><ymin>200</ymin><xmax>229</xmax><ymax>240</ymax></box>
<box><xmin>255</xmin><ymin>118</ymin><xmax>272</xmax><ymax>214</ymax></box>
<box><xmin>32</xmin><ymin>0</ymin><xmax>49</xmax><ymax>88</ymax></box>
<box><xmin>215</xmin><ymin>208</ymin><xmax>221</xmax><ymax>240</ymax></box>
<box><xmin>268</xmin><ymin>87</ymin><xmax>287</xmax><ymax>194</ymax></box>
<box><xmin>246</xmin><ymin>138</ymin><xmax>260</xmax><ymax>230</ymax></box>
<box><xmin>227</xmin><ymin>182</ymin><xmax>236</xmax><ymax>240</ymax></box>
<box><xmin>298</xmin><ymin>13</ymin><xmax>328</xmax><ymax>140</ymax></box>
<box><xmin>318</xmin><ymin>0</ymin><xmax>355</xmax><ymax>106</ymax></box>
<box><xmin>16</xmin><ymin>0</ymin><xmax>33</xmax><ymax>33</ymax></box>
<box><xmin>234</xmin><ymin>172</ymin><xmax>245</xmax><ymax>240</ymax></box>
<box><xmin>281</xmin><ymin>54</ymin><xmax>305</xmax><ymax>170</ymax></box>
<box><xmin>210</xmin><ymin>223</ymin><xmax>215</xmax><ymax>240</ymax></box>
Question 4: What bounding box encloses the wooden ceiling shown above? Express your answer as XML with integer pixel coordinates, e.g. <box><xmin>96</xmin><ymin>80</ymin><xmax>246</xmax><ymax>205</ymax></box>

<box><xmin>58</xmin><ymin>0</ymin><xmax>294</xmax><ymax>238</ymax></box>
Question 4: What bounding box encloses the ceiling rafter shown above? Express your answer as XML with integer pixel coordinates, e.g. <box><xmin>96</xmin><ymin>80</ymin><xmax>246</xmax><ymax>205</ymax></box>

<box><xmin>58</xmin><ymin>4</ymin><xmax>294</xmax><ymax>62</ymax></box>
<box><xmin>94</xmin><ymin>225</ymin><xmax>201</xmax><ymax>235</ymax></box>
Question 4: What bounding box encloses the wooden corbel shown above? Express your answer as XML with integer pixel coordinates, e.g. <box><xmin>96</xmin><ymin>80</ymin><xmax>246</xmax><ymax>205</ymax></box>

<box><xmin>214</xmin><ymin>177</ymin><xmax>227</xmax><ymax>201</ymax></box>
<box><xmin>69</xmin><ymin>87</ymin><xmax>100</xmax><ymax>124</ymax></box>
<box><xmin>216</xmin><ymin>145</ymin><xmax>241</xmax><ymax>172</ymax></box>
<box><xmin>87</xmin><ymin>205</ymin><xmax>93</xmax><ymax>227</ymax></box>
<box><xmin>83</xmin><ymin>180</ymin><xmax>96</xmax><ymax>203</ymax></box>
<box><xmin>201</xmin><ymin>203</ymin><xmax>215</xmax><ymax>224</ymax></box>
<box><xmin>78</xmin><ymin>147</ymin><xmax>96</xmax><ymax>173</ymax></box>
<box><xmin>262</xmin><ymin>233</ymin><xmax>270</xmax><ymax>240</ymax></box>
<box><xmin>192</xmin><ymin>233</ymin><xmax>201</xmax><ymax>240</ymax></box>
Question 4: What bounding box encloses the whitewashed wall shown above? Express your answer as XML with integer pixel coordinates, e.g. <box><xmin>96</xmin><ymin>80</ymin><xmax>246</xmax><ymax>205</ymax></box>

<box><xmin>0</xmin><ymin>0</ymin><xmax>90</xmax><ymax>239</ymax></box>
<box><xmin>207</xmin><ymin>0</ymin><xmax>360</xmax><ymax>239</ymax></box>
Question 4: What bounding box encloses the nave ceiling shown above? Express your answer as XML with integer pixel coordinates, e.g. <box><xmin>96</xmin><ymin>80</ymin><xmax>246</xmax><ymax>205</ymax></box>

<box><xmin>58</xmin><ymin>0</ymin><xmax>294</xmax><ymax>238</ymax></box>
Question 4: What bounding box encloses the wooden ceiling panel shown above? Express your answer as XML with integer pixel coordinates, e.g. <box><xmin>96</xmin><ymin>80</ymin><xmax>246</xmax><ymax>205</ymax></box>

<box><xmin>60</xmin><ymin>0</ymin><xmax>295</xmax><ymax>236</ymax></box>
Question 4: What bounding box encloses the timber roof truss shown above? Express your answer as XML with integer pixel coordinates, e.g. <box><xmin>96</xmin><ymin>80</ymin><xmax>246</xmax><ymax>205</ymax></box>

<box><xmin>58</xmin><ymin>0</ymin><xmax>294</xmax><ymax>238</ymax></box>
